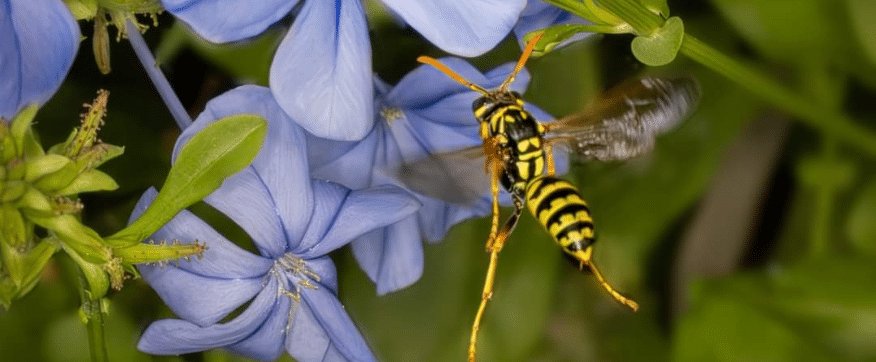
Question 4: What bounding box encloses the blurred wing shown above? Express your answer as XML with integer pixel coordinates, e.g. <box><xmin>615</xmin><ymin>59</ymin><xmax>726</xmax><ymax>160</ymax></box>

<box><xmin>396</xmin><ymin>146</ymin><xmax>492</xmax><ymax>206</ymax></box>
<box><xmin>546</xmin><ymin>77</ymin><xmax>701</xmax><ymax>162</ymax></box>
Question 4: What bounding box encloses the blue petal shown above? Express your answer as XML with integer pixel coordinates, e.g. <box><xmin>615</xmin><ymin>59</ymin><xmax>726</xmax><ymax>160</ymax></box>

<box><xmin>350</xmin><ymin>217</ymin><xmax>424</xmax><ymax>294</ymax></box>
<box><xmin>380</xmin><ymin>0</ymin><xmax>526</xmax><ymax>57</ymax></box>
<box><xmin>291</xmin><ymin>180</ymin><xmax>349</xmax><ymax>254</ymax></box>
<box><xmin>285</xmin><ymin>256</ymin><xmax>370</xmax><ymax>361</ymax></box>
<box><xmin>160</xmin><ymin>0</ymin><xmax>299</xmax><ymax>43</ymax></box>
<box><xmin>513</xmin><ymin>0</ymin><xmax>594</xmax><ymax>50</ymax></box>
<box><xmin>139</xmin><ymin>263</ymin><xmax>265</xmax><ymax>327</ymax></box>
<box><xmin>300</xmin><ymin>183</ymin><xmax>420</xmax><ymax>259</ymax></box>
<box><xmin>284</xmin><ymin>294</ymin><xmax>331</xmax><ymax>361</ymax></box>
<box><xmin>1</xmin><ymin>0</ymin><xmax>79</xmax><ymax>119</ymax></box>
<box><xmin>270</xmin><ymin>0</ymin><xmax>373</xmax><ymax>141</ymax></box>
<box><xmin>173</xmin><ymin>86</ymin><xmax>314</xmax><ymax>258</ymax></box>
<box><xmin>306</xmin><ymin>128</ymin><xmax>380</xmax><ymax>190</ymax></box>
<box><xmin>226</xmin><ymin>295</ymin><xmax>290</xmax><ymax>361</ymax></box>
<box><xmin>131</xmin><ymin>188</ymin><xmax>273</xmax><ymax>279</ymax></box>
<box><xmin>138</xmin><ymin>277</ymin><xmax>279</xmax><ymax>354</ymax></box>
<box><xmin>300</xmin><ymin>282</ymin><xmax>377</xmax><ymax>361</ymax></box>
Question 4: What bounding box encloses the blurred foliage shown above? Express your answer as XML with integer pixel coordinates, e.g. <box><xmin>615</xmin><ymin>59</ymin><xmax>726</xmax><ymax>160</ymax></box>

<box><xmin>3</xmin><ymin>0</ymin><xmax>876</xmax><ymax>361</ymax></box>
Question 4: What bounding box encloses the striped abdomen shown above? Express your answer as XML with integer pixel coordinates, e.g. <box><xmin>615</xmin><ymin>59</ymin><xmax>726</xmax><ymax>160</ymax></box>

<box><xmin>525</xmin><ymin>176</ymin><xmax>595</xmax><ymax>256</ymax></box>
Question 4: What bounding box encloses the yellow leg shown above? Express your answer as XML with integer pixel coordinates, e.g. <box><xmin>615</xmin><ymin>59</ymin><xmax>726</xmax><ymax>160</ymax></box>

<box><xmin>544</xmin><ymin>142</ymin><xmax>556</xmax><ymax>176</ymax></box>
<box><xmin>469</xmin><ymin>195</ymin><xmax>524</xmax><ymax>362</ymax></box>
<box><xmin>580</xmin><ymin>250</ymin><xmax>639</xmax><ymax>311</ymax></box>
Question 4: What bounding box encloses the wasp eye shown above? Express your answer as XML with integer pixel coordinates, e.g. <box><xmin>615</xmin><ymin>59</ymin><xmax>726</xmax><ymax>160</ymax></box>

<box><xmin>472</xmin><ymin>97</ymin><xmax>488</xmax><ymax>113</ymax></box>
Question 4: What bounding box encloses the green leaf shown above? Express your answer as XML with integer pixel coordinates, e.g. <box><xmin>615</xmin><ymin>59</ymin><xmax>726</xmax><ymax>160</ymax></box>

<box><xmin>846</xmin><ymin>181</ymin><xmax>876</xmax><ymax>255</ymax></box>
<box><xmin>845</xmin><ymin>0</ymin><xmax>876</xmax><ymax>66</ymax></box>
<box><xmin>107</xmin><ymin>115</ymin><xmax>266</xmax><ymax>247</ymax></box>
<box><xmin>631</xmin><ymin>16</ymin><xmax>684</xmax><ymax>66</ymax></box>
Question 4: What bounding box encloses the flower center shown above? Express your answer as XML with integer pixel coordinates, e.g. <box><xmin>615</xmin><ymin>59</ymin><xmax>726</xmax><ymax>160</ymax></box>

<box><xmin>380</xmin><ymin>106</ymin><xmax>404</xmax><ymax>125</ymax></box>
<box><xmin>271</xmin><ymin>253</ymin><xmax>321</xmax><ymax>333</ymax></box>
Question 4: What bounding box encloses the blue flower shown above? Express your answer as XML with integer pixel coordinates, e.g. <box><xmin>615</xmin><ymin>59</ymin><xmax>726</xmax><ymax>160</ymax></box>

<box><xmin>158</xmin><ymin>0</ymin><xmax>527</xmax><ymax>141</ymax></box>
<box><xmin>133</xmin><ymin>85</ymin><xmax>420</xmax><ymax>361</ymax></box>
<box><xmin>1</xmin><ymin>0</ymin><xmax>79</xmax><ymax>119</ymax></box>
<box><xmin>306</xmin><ymin>58</ymin><xmax>567</xmax><ymax>294</ymax></box>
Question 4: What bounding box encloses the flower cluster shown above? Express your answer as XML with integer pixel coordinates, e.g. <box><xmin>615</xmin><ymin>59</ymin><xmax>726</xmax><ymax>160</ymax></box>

<box><xmin>134</xmin><ymin>86</ymin><xmax>420</xmax><ymax>360</ymax></box>
<box><xmin>129</xmin><ymin>2</ymin><xmax>582</xmax><ymax>360</ymax></box>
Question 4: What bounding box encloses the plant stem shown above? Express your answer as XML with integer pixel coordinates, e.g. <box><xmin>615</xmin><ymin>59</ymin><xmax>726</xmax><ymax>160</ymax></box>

<box><xmin>78</xmin><ymin>272</ymin><xmax>108</xmax><ymax>362</ymax></box>
<box><xmin>125</xmin><ymin>19</ymin><xmax>192</xmax><ymax>130</ymax></box>
<box><xmin>680</xmin><ymin>35</ymin><xmax>876</xmax><ymax>157</ymax></box>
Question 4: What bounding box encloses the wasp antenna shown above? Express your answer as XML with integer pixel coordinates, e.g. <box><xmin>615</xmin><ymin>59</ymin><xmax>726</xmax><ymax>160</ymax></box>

<box><xmin>498</xmin><ymin>32</ymin><xmax>543</xmax><ymax>92</ymax></box>
<box><xmin>417</xmin><ymin>56</ymin><xmax>490</xmax><ymax>95</ymax></box>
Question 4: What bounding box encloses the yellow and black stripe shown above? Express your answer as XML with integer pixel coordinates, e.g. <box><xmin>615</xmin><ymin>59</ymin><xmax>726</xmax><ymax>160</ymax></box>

<box><xmin>525</xmin><ymin>175</ymin><xmax>595</xmax><ymax>260</ymax></box>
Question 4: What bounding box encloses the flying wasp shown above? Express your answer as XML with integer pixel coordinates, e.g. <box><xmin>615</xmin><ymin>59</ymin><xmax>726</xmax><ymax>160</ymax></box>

<box><xmin>409</xmin><ymin>33</ymin><xmax>701</xmax><ymax>361</ymax></box>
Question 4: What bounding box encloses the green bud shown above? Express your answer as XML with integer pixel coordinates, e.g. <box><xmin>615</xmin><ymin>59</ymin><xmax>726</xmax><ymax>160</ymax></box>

<box><xmin>17</xmin><ymin>186</ymin><xmax>53</xmax><ymax>214</ymax></box>
<box><xmin>24</xmin><ymin>154</ymin><xmax>71</xmax><ymax>183</ymax></box>
<box><xmin>1</xmin><ymin>180</ymin><xmax>26</xmax><ymax>203</ymax></box>
<box><xmin>0</xmin><ymin>205</ymin><xmax>28</xmax><ymax>248</ymax></box>
<box><xmin>63</xmin><ymin>0</ymin><xmax>99</xmax><ymax>20</ymax></box>
<box><xmin>0</xmin><ymin>241</ymin><xmax>26</xmax><ymax>284</ymax></box>
<box><xmin>93</xmin><ymin>9</ymin><xmax>112</xmax><ymax>74</ymax></box>
<box><xmin>63</xmin><ymin>90</ymin><xmax>108</xmax><ymax>158</ymax></box>
<box><xmin>98</xmin><ymin>0</ymin><xmax>162</xmax><ymax>13</ymax></box>
<box><xmin>115</xmin><ymin>240</ymin><xmax>206</xmax><ymax>264</ymax></box>
<box><xmin>9</xmin><ymin>105</ymin><xmax>37</xmax><ymax>159</ymax></box>
<box><xmin>55</xmin><ymin>169</ymin><xmax>119</xmax><ymax>196</ymax></box>
<box><xmin>5</xmin><ymin>157</ymin><xmax>25</xmax><ymax>181</ymax></box>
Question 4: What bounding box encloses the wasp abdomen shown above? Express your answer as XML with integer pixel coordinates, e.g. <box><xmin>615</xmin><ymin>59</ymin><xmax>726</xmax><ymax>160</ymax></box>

<box><xmin>525</xmin><ymin>176</ymin><xmax>596</xmax><ymax>255</ymax></box>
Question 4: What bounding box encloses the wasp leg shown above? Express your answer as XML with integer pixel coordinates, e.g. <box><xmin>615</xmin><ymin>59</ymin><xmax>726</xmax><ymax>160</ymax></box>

<box><xmin>483</xmin><ymin>138</ymin><xmax>506</xmax><ymax>251</ymax></box>
<box><xmin>469</xmin><ymin>192</ymin><xmax>525</xmax><ymax>362</ymax></box>
<box><xmin>544</xmin><ymin>141</ymin><xmax>556</xmax><ymax>176</ymax></box>
<box><xmin>579</xmin><ymin>249</ymin><xmax>639</xmax><ymax>311</ymax></box>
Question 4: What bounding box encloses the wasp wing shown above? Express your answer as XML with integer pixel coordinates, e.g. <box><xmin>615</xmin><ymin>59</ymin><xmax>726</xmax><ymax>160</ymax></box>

<box><xmin>396</xmin><ymin>145</ymin><xmax>494</xmax><ymax>206</ymax></box>
<box><xmin>546</xmin><ymin>77</ymin><xmax>701</xmax><ymax>162</ymax></box>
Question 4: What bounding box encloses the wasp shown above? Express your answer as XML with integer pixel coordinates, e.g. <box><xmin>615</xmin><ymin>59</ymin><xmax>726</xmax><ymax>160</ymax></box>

<box><xmin>408</xmin><ymin>33</ymin><xmax>701</xmax><ymax>361</ymax></box>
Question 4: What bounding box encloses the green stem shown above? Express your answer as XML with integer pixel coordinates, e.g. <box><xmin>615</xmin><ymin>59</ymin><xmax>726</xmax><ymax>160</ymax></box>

<box><xmin>596</xmin><ymin>0</ymin><xmax>662</xmax><ymax>34</ymax></box>
<box><xmin>680</xmin><ymin>35</ymin><xmax>876</xmax><ymax>157</ymax></box>
<box><xmin>78</xmin><ymin>272</ymin><xmax>108</xmax><ymax>362</ymax></box>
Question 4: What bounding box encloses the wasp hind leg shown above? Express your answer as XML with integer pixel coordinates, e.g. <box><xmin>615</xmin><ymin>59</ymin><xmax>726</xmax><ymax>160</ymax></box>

<box><xmin>579</xmin><ymin>251</ymin><xmax>639</xmax><ymax>311</ymax></box>
<box><xmin>469</xmin><ymin>191</ymin><xmax>525</xmax><ymax>362</ymax></box>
